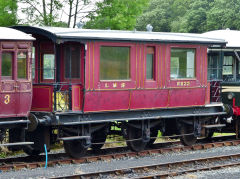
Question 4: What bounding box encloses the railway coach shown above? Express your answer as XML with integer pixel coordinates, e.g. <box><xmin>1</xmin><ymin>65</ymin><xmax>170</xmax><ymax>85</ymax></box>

<box><xmin>13</xmin><ymin>26</ymin><xmax>227</xmax><ymax>158</ymax></box>
<box><xmin>0</xmin><ymin>27</ymin><xmax>34</xmax><ymax>147</ymax></box>
<box><xmin>204</xmin><ymin>29</ymin><xmax>240</xmax><ymax>139</ymax></box>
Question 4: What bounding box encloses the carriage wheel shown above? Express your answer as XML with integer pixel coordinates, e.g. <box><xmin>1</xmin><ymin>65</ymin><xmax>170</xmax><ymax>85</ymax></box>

<box><xmin>205</xmin><ymin>129</ymin><xmax>214</xmax><ymax>140</ymax></box>
<box><xmin>62</xmin><ymin>126</ymin><xmax>88</xmax><ymax>158</ymax></box>
<box><xmin>63</xmin><ymin>139</ymin><xmax>87</xmax><ymax>158</ymax></box>
<box><xmin>180</xmin><ymin>123</ymin><xmax>197</xmax><ymax>146</ymax></box>
<box><xmin>91</xmin><ymin>128</ymin><xmax>107</xmax><ymax>151</ymax></box>
<box><xmin>146</xmin><ymin>129</ymin><xmax>158</xmax><ymax>148</ymax></box>
<box><xmin>126</xmin><ymin>123</ymin><xmax>148</xmax><ymax>152</ymax></box>
<box><xmin>23</xmin><ymin>145</ymin><xmax>41</xmax><ymax>156</ymax></box>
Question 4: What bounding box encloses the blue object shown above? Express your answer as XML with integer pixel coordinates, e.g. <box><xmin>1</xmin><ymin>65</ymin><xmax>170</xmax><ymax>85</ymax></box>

<box><xmin>44</xmin><ymin>144</ymin><xmax>48</xmax><ymax>168</ymax></box>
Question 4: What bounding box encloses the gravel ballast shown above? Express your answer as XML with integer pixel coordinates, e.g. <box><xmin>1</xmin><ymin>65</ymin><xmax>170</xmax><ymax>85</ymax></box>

<box><xmin>2</xmin><ymin>145</ymin><xmax>240</xmax><ymax>178</ymax></box>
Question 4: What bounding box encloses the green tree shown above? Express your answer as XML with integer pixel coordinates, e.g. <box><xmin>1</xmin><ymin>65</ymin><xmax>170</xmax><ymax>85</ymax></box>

<box><xmin>136</xmin><ymin>0</ymin><xmax>225</xmax><ymax>33</ymax></box>
<box><xmin>84</xmin><ymin>0</ymin><xmax>149</xmax><ymax>30</ymax></box>
<box><xmin>19</xmin><ymin>0</ymin><xmax>63</xmax><ymax>26</ymax></box>
<box><xmin>18</xmin><ymin>0</ymin><xmax>93</xmax><ymax>27</ymax></box>
<box><xmin>207</xmin><ymin>0</ymin><xmax>240</xmax><ymax>30</ymax></box>
<box><xmin>0</xmin><ymin>0</ymin><xmax>17</xmax><ymax>26</ymax></box>
<box><xmin>136</xmin><ymin>0</ymin><xmax>174</xmax><ymax>32</ymax></box>
<box><xmin>136</xmin><ymin>0</ymin><xmax>193</xmax><ymax>32</ymax></box>
<box><xmin>172</xmin><ymin>0</ymin><xmax>211</xmax><ymax>33</ymax></box>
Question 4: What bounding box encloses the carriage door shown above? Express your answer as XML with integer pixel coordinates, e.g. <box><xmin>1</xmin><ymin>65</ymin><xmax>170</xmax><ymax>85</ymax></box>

<box><xmin>1</xmin><ymin>51</ymin><xmax>18</xmax><ymax>116</ymax></box>
<box><xmin>16</xmin><ymin>50</ymin><xmax>32</xmax><ymax>116</ymax></box>
<box><xmin>40</xmin><ymin>43</ymin><xmax>55</xmax><ymax>83</ymax></box>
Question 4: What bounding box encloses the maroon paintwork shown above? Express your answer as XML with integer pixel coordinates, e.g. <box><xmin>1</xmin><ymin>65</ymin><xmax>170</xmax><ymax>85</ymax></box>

<box><xmin>83</xmin><ymin>42</ymin><xmax>209</xmax><ymax>112</ymax></box>
<box><xmin>0</xmin><ymin>41</ymin><xmax>33</xmax><ymax>118</ymax></box>
<box><xmin>31</xmin><ymin>40</ymin><xmax>210</xmax><ymax>114</ymax></box>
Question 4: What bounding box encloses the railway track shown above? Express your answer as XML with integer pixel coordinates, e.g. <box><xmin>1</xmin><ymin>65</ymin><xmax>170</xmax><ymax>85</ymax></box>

<box><xmin>0</xmin><ymin>135</ymin><xmax>239</xmax><ymax>173</ymax></box>
<box><xmin>51</xmin><ymin>152</ymin><xmax>240</xmax><ymax>179</ymax></box>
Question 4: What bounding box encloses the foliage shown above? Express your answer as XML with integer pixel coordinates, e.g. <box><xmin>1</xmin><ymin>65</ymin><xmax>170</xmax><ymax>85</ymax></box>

<box><xmin>206</xmin><ymin>0</ymin><xmax>240</xmax><ymax>30</ymax></box>
<box><xmin>18</xmin><ymin>0</ymin><xmax>94</xmax><ymax>27</ymax></box>
<box><xmin>172</xmin><ymin>0</ymin><xmax>211</xmax><ymax>33</ymax></box>
<box><xmin>136</xmin><ymin>0</ymin><xmax>240</xmax><ymax>33</ymax></box>
<box><xmin>19</xmin><ymin>0</ymin><xmax>63</xmax><ymax>26</ymax></box>
<box><xmin>136</xmin><ymin>0</ymin><xmax>174</xmax><ymax>32</ymax></box>
<box><xmin>84</xmin><ymin>0</ymin><xmax>150</xmax><ymax>30</ymax></box>
<box><xmin>0</xmin><ymin>0</ymin><xmax>17</xmax><ymax>26</ymax></box>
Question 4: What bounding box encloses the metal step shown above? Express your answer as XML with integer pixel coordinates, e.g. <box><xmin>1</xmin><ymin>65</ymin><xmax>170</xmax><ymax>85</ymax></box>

<box><xmin>59</xmin><ymin>136</ymin><xmax>91</xmax><ymax>141</ymax></box>
<box><xmin>0</xmin><ymin>142</ymin><xmax>34</xmax><ymax>147</ymax></box>
<box><xmin>202</xmin><ymin>124</ymin><xmax>226</xmax><ymax>129</ymax></box>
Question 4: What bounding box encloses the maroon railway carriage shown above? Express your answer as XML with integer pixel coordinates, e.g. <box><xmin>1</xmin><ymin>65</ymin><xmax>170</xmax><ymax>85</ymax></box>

<box><xmin>0</xmin><ymin>27</ymin><xmax>34</xmax><ymax>147</ymax></box>
<box><xmin>13</xmin><ymin>26</ymin><xmax>226</xmax><ymax>158</ymax></box>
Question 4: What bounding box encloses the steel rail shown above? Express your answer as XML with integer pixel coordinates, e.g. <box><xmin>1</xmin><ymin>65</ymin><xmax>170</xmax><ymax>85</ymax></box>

<box><xmin>51</xmin><ymin>153</ymin><xmax>240</xmax><ymax>179</ymax></box>
<box><xmin>0</xmin><ymin>138</ymin><xmax>239</xmax><ymax>172</ymax></box>
<box><xmin>0</xmin><ymin>135</ymin><xmax>234</xmax><ymax>165</ymax></box>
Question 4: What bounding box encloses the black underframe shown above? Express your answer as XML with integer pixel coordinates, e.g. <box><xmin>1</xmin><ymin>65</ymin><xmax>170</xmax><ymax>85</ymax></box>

<box><xmin>34</xmin><ymin>105</ymin><xmax>227</xmax><ymax>126</ymax></box>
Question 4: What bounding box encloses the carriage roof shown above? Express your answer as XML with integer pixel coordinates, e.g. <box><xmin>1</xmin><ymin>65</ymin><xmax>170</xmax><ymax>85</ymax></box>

<box><xmin>203</xmin><ymin>29</ymin><xmax>240</xmax><ymax>48</ymax></box>
<box><xmin>0</xmin><ymin>27</ymin><xmax>34</xmax><ymax>41</ymax></box>
<box><xmin>12</xmin><ymin>26</ymin><xmax>226</xmax><ymax>46</ymax></box>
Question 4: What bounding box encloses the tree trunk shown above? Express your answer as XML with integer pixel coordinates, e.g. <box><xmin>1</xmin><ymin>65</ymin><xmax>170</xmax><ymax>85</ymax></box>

<box><xmin>68</xmin><ymin>0</ymin><xmax>73</xmax><ymax>27</ymax></box>
<box><xmin>50</xmin><ymin>0</ymin><xmax>53</xmax><ymax>25</ymax></box>
<box><xmin>42</xmin><ymin>0</ymin><xmax>48</xmax><ymax>25</ymax></box>
<box><xmin>73</xmin><ymin>0</ymin><xmax>79</xmax><ymax>28</ymax></box>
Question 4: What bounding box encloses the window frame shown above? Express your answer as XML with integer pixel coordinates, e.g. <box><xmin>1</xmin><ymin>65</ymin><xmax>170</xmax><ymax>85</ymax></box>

<box><xmin>64</xmin><ymin>45</ymin><xmax>81</xmax><ymax>80</ymax></box>
<box><xmin>40</xmin><ymin>53</ymin><xmax>55</xmax><ymax>83</ymax></box>
<box><xmin>146</xmin><ymin>46</ymin><xmax>155</xmax><ymax>80</ymax></box>
<box><xmin>93</xmin><ymin>42</ymin><xmax>136</xmax><ymax>90</ymax></box>
<box><xmin>207</xmin><ymin>52</ymin><xmax>223</xmax><ymax>81</ymax></box>
<box><xmin>17</xmin><ymin>50</ymin><xmax>29</xmax><ymax>80</ymax></box>
<box><xmin>100</xmin><ymin>46</ymin><xmax>130</xmax><ymax>81</ymax></box>
<box><xmin>144</xmin><ymin>45</ymin><xmax>158</xmax><ymax>89</ymax></box>
<box><xmin>167</xmin><ymin>44</ymin><xmax>203</xmax><ymax>88</ymax></box>
<box><xmin>1</xmin><ymin>51</ymin><xmax>14</xmax><ymax>80</ymax></box>
<box><xmin>31</xmin><ymin>46</ymin><xmax>36</xmax><ymax>81</ymax></box>
<box><xmin>223</xmin><ymin>55</ymin><xmax>234</xmax><ymax>76</ymax></box>
<box><xmin>170</xmin><ymin>48</ymin><xmax>196</xmax><ymax>80</ymax></box>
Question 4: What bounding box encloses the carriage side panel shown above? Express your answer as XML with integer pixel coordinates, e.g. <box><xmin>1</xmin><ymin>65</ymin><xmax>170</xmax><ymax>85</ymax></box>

<box><xmin>83</xmin><ymin>42</ymin><xmax>209</xmax><ymax>113</ymax></box>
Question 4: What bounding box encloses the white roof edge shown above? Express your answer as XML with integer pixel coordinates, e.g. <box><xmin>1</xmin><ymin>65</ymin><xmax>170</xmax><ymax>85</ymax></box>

<box><xmin>23</xmin><ymin>26</ymin><xmax>225</xmax><ymax>44</ymax></box>
<box><xmin>0</xmin><ymin>27</ymin><xmax>35</xmax><ymax>41</ymax></box>
<box><xmin>203</xmin><ymin>29</ymin><xmax>240</xmax><ymax>48</ymax></box>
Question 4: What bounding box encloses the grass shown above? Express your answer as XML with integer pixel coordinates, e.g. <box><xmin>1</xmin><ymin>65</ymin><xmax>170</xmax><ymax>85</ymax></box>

<box><xmin>0</xmin><ymin>147</ymin><xmax>24</xmax><ymax>158</ymax></box>
<box><xmin>104</xmin><ymin>135</ymin><xmax>126</xmax><ymax>148</ymax></box>
<box><xmin>213</xmin><ymin>133</ymin><xmax>235</xmax><ymax>137</ymax></box>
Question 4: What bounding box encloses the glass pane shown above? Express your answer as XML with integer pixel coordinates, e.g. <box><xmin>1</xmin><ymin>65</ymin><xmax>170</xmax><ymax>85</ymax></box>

<box><xmin>43</xmin><ymin>54</ymin><xmax>55</xmax><ymax>80</ymax></box>
<box><xmin>208</xmin><ymin>53</ymin><xmax>222</xmax><ymax>80</ymax></box>
<box><xmin>146</xmin><ymin>54</ymin><xmax>153</xmax><ymax>79</ymax></box>
<box><xmin>170</xmin><ymin>48</ymin><xmax>195</xmax><ymax>79</ymax></box>
<box><xmin>64</xmin><ymin>46</ymin><xmax>80</xmax><ymax>79</ymax></box>
<box><xmin>100</xmin><ymin>46</ymin><xmax>130</xmax><ymax>80</ymax></box>
<box><xmin>32</xmin><ymin>47</ymin><xmax>35</xmax><ymax>79</ymax></box>
<box><xmin>17</xmin><ymin>52</ymin><xmax>27</xmax><ymax>79</ymax></box>
<box><xmin>223</xmin><ymin>56</ymin><xmax>233</xmax><ymax>75</ymax></box>
<box><xmin>2</xmin><ymin>52</ymin><xmax>13</xmax><ymax>78</ymax></box>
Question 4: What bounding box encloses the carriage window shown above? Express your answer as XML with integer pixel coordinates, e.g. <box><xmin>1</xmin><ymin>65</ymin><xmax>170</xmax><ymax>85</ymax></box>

<box><xmin>1</xmin><ymin>52</ymin><xmax>13</xmax><ymax>78</ymax></box>
<box><xmin>32</xmin><ymin>47</ymin><xmax>35</xmax><ymax>79</ymax></box>
<box><xmin>17</xmin><ymin>52</ymin><xmax>27</xmax><ymax>79</ymax></box>
<box><xmin>223</xmin><ymin>56</ymin><xmax>233</xmax><ymax>75</ymax></box>
<box><xmin>64</xmin><ymin>46</ymin><xmax>80</xmax><ymax>79</ymax></box>
<box><xmin>171</xmin><ymin>48</ymin><xmax>195</xmax><ymax>79</ymax></box>
<box><xmin>208</xmin><ymin>52</ymin><xmax>222</xmax><ymax>80</ymax></box>
<box><xmin>100</xmin><ymin>46</ymin><xmax>130</xmax><ymax>80</ymax></box>
<box><xmin>146</xmin><ymin>47</ymin><xmax>155</xmax><ymax>80</ymax></box>
<box><xmin>43</xmin><ymin>54</ymin><xmax>55</xmax><ymax>80</ymax></box>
